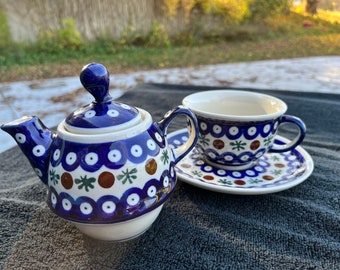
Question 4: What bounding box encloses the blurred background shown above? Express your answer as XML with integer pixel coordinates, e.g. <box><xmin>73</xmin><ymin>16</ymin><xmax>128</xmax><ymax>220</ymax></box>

<box><xmin>0</xmin><ymin>0</ymin><xmax>339</xmax><ymax>152</ymax></box>
<box><xmin>0</xmin><ymin>0</ymin><xmax>339</xmax><ymax>82</ymax></box>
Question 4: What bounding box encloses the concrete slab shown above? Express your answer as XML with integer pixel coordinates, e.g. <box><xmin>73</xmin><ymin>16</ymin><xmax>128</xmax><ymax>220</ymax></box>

<box><xmin>1</xmin><ymin>56</ymin><xmax>339</xmax><ymax>153</ymax></box>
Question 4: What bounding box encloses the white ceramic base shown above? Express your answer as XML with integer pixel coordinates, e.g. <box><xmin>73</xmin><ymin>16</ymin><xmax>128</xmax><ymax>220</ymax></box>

<box><xmin>74</xmin><ymin>205</ymin><xmax>163</xmax><ymax>241</ymax></box>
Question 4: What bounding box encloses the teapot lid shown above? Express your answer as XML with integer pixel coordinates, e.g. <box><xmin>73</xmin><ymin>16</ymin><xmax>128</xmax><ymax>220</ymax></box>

<box><xmin>64</xmin><ymin>63</ymin><xmax>141</xmax><ymax>134</ymax></box>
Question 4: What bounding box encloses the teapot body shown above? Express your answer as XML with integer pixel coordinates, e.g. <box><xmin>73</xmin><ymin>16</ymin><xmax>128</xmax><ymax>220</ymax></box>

<box><xmin>47</xmin><ymin>111</ymin><xmax>177</xmax><ymax>225</ymax></box>
<box><xmin>1</xmin><ymin>63</ymin><xmax>199</xmax><ymax>241</ymax></box>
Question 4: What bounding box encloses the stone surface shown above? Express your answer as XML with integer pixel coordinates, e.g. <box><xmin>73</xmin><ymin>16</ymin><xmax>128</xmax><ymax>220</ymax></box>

<box><xmin>1</xmin><ymin>56</ymin><xmax>339</xmax><ymax>153</ymax></box>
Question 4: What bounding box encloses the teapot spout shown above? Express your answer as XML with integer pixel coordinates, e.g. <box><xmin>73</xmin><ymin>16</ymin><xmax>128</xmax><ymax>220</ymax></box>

<box><xmin>1</xmin><ymin>116</ymin><xmax>55</xmax><ymax>185</ymax></box>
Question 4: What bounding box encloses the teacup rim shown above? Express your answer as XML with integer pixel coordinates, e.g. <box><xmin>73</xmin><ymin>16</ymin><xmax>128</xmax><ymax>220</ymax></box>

<box><xmin>182</xmin><ymin>90</ymin><xmax>287</xmax><ymax>121</ymax></box>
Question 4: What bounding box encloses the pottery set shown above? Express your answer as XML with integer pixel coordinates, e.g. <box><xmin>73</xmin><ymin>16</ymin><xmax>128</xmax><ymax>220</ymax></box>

<box><xmin>2</xmin><ymin>63</ymin><xmax>311</xmax><ymax>241</ymax></box>
<box><xmin>173</xmin><ymin>90</ymin><xmax>311</xmax><ymax>195</ymax></box>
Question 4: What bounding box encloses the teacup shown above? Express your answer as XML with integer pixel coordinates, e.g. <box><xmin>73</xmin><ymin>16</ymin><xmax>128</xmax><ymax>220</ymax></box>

<box><xmin>182</xmin><ymin>90</ymin><xmax>306</xmax><ymax>170</ymax></box>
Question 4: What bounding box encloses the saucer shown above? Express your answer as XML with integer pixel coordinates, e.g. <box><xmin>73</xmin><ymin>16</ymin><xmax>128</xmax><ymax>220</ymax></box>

<box><xmin>168</xmin><ymin>129</ymin><xmax>314</xmax><ymax>195</ymax></box>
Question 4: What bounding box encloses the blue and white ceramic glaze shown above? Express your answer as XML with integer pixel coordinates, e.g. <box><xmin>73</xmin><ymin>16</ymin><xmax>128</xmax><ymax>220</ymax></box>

<box><xmin>169</xmin><ymin>129</ymin><xmax>314</xmax><ymax>195</ymax></box>
<box><xmin>47</xmin><ymin>122</ymin><xmax>177</xmax><ymax>224</ymax></box>
<box><xmin>195</xmin><ymin>114</ymin><xmax>306</xmax><ymax>170</ymax></box>
<box><xmin>183</xmin><ymin>90</ymin><xmax>306</xmax><ymax>170</ymax></box>
<box><xmin>1</xmin><ymin>63</ymin><xmax>199</xmax><ymax>240</ymax></box>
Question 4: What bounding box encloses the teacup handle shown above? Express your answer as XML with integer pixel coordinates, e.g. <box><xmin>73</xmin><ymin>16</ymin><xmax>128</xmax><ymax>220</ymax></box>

<box><xmin>157</xmin><ymin>105</ymin><xmax>198</xmax><ymax>162</ymax></box>
<box><xmin>270</xmin><ymin>115</ymin><xmax>306</xmax><ymax>153</ymax></box>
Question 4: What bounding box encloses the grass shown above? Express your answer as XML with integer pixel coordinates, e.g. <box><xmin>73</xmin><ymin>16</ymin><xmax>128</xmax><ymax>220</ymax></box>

<box><xmin>0</xmin><ymin>11</ymin><xmax>339</xmax><ymax>83</ymax></box>
<box><xmin>316</xmin><ymin>9</ymin><xmax>340</xmax><ymax>24</ymax></box>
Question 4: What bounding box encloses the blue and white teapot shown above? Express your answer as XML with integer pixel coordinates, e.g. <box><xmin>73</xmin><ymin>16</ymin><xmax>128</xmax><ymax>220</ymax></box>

<box><xmin>1</xmin><ymin>63</ymin><xmax>198</xmax><ymax>241</ymax></box>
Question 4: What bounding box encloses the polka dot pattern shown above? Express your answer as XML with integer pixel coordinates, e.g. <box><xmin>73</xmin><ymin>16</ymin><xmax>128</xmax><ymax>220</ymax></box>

<box><xmin>50</xmin><ymin>129</ymin><xmax>162</xmax><ymax>172</ymax></box>
<box><xmin>65</xmin><ymin>100</ymin><xmax>139</xmax><ymax>129</ymax></box>
<box><xmin>195</xmin><ymin>115</ymin><xmax>279</xmax><ymax>167</ymax></box>
<box><xmin>169</xmin><ymin>130</ymin><xmax>308</xmax><ymax>192</ymax></box>
<box><xmin>15</xmin><ymin>133</ymin><xmax>26</xmax><ymax>144</ymax></box>
<box><xmin>32</xmin><ymin>145</ymin><xmax>46</xmax><ymax>157</ymax></box>
<box><xmin>177</xmin><ymin>147</ymin><xmax>304</xmax><ymax>188</ymax></box>
<box><xmin>47</xmin><ymin>165</ymin><xmax>176</xmax><ymax>223</ymax></box>
<box><xmin>61</xmin><ymin>172</ymin><xmax>73</xmax><ymax>190</ymax></box>
<box><xmin>42</xmin><ymin>119</ymin><xmax>181</xmax><ymax>224</ymax></box>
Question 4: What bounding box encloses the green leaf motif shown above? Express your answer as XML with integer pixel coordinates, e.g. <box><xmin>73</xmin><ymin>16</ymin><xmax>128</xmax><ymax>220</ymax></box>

<box><xmin>230</xmin><ymin>140</ymin><xmax>247</xmax><ymax>151</ymax></box>
<box><xmin>75</xmin><ymin>175</ymin><xmax>96</xmax><ymax>192</ymax></box>
<box><xmin>248</xmin><ymin>178</ymin><xmax>263</xmax><ymax>184</ymax></box>
<box><xmin>199</xmin><ymin>134</ymin><xmax>210</xmax><ymax>146</ymax></box>
<box><xmin>264</xmin><ymin>135</ymin><xmax>274</xmax><ymax>147</ymax></box>
<box><xmin>218</xmin><ymin>178</ymin><xmax>232</xmax><ymax>185</ymax></box>
<box><xmin>160</xmin><ymin>150</ymin><xmax>170</xmax><ymax>165</ymax></box>
<box><xmin>192</xmin><ymin>170</ymin><xmax>203</xmax><ymax>177</ymax></box>
<box><xmin>49</xmin><ymin>169</ymin><xmax>60</xmax><ymax>186</ymax></box>
<box><xmin>270</xmin><ymin>169</ymin><xmax>282</xmax><ymax>176</ymax></box>
<box><xmin>270</xmin><ymin>155</ymin><xmax>280</xmax><ymax>162</ymax></box>
<box><xmin>117</xmin><ymin>168</ymin><xmax>138</xmax><ymax>184</ymax></box>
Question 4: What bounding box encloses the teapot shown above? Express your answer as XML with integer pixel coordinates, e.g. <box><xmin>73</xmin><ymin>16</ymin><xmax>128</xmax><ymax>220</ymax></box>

<box><xmin>1</xmin><ymin>63</ymin><xmax>198</xmax><ymax>241</ymax></box>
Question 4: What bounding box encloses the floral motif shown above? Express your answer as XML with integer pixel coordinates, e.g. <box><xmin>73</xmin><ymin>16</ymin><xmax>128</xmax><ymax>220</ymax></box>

<box><xmin>270</xmin><ymin>155</ymin><xmax>280</xmax><ymax>162</ymax></box>
<box><xmin>230</xmin><ymin>140</ymin><xmax>247</xmax><ymax>151</ymax></box>
<box><xmin>49</xmin><ymin>169</ymin><xmax>60</xmax><ymax>185</ymax></box>
<box><xmin>264</xmin><ymin>134</ymin><xmax>274</xmax><ymax>147</ymax></box>
<box><xmin>75</xmin><ymin>175</ymin><xmax>96</xmax><ymax>192</ymax></box>
<box><xmin>117</xmin><ymin>168</ymin><xmax>138</xmax><ymax>184</ymax></box>
<box><xmin>198</xmin><ymin>134</ymin><xmax>210</xmax><ymax>146</ymax></box>
<box><xmin>248</xmin><ymin>178</ymin><xmax>263</xmax><ymax>184</ymax></box>
<box><xmin>218</xmin><ymin>178</ymin><xmax>232</xmax><ymax>185</ymax></box>
<box><xmin>192</xmin><ymin>170</ymin><xmax>203</xmax><ymax>177</ymax></box>
<box><xmin>160</xmin><ymin>150</ymin><xmax>170</xmax><ymax>165</ymax></box>
<box><xmin>270</xmin><ymin>169</ymin><xmax>283</xmax><ymax>176</ymax></box>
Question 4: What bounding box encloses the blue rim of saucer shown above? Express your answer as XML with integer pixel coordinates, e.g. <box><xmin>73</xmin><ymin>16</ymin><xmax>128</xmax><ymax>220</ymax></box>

<box><xmin>168</xmin><ymin>129</ymin><xmax>314</xmax><ymax>195</ymax></box>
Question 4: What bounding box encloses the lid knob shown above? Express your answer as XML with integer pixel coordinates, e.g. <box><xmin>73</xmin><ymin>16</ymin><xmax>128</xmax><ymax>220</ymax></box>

<box><xmin>80</xmin><ymin>63</ymin><xmax>111</xmax><ymax>102</ymax></box>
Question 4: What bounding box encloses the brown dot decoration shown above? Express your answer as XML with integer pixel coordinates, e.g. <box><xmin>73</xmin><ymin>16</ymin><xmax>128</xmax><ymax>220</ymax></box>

<box><xmin>145</xmin><ymin>158</ymin><xmax>157</xmax><ymax>175</ymax></box>
<box><xmin>61</xmin><ymin>172</ymin><xmax>73</xmax><ymax>190</ymax></box>
<box><xmin>274</xmin><ymin>163</ymin><xmax>285</xmax><ymax>168</ymax></box>
<box><xmin>263</xmin><ymin>175</ymin><xmax>275</xmax><ymax>181</ymax></box>
<box><xmin>98</xmin><ymin>171</ymin><xmax>115</xmax><ymax>188</ymax></box>
<box><xmin>234</xmin><ymin>180</ymin><xmax>246</xmax><ymax>185</ymax></box>
<box><xmin>203</xmin><ymin>175</ymin><xmax>214</xmax><ymax>181</ymax></box>
<box><xmin>250</xmin><ymin>140</ymin><xmax>260</xmax><ymax>150</ymax></box>
<box><xmin>213</xmin><ymin>139</ymin><xmax>225</xmax><ymax>150</ymax></box>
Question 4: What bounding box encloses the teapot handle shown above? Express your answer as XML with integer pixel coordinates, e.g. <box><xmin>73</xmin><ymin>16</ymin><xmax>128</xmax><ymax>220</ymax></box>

<box><xmin>157</xmin><ymin>106</ymin><xmax>198</xmax><ymax>163</ymax></box>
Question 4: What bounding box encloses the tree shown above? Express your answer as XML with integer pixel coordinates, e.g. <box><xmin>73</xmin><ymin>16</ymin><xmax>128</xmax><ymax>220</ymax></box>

<box><xmin>306</xmin><ymin>0</ymin><xmax>319</xmax><ymax>15</ymax></box>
